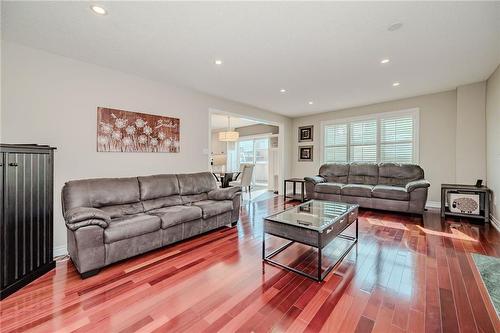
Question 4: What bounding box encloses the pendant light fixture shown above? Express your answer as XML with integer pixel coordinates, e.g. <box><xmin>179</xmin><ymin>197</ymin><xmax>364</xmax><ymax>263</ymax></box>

<box><xmin>218</xmin><ymin>116</ymin><xmax>239</xmax><ymax>142</ymax></box>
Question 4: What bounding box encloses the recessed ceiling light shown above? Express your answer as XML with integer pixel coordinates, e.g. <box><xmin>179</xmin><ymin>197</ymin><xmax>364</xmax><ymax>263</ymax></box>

<box><xmin>392</xmin><ymin>82</ymin><xmax>400</xmax><ymax>87</ymax></box>
<box><xmin>280</xmin><ymin>89</ymin><xmax>286</xmax><ymax>93</ymax></box>
<box><xmin>308</xmin><ymin>101</ymin><xmax>314</xmax><ymax>105</ymax></box>
<box><xmin>388</xmin><ymin>22</ymin><xmax>403</xmax><ymax>31</ymax></box>
<box><xmin>90</xmin><ymin>5</ymin><xmax>107</xmax><ymax>15</ymax></box>
<box><xmin>380</xmin><ymin>59</ymin><xmax>390</xmax><ymax>64</ymax></box>
<box><xmin>214</xmin><ymin>59</ymin><xmax>223</xmax><ymax>65</ymax></box>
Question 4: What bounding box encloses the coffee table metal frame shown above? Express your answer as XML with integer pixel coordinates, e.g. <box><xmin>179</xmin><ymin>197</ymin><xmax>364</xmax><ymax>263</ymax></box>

<box><xmin>262</xmin><ymin>201</ymin><xmax>358</xmax><ymax>282</ymax></box>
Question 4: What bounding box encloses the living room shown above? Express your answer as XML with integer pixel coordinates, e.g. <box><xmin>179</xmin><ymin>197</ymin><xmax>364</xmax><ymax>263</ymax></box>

<box><xmin>1</xmin><ymin>1</ymin><xmax>499</xmax><ymax>332</ymax></box>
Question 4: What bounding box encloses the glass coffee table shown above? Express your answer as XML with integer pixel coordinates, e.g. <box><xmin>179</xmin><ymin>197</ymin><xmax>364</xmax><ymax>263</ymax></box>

<box><xmin>262</xmin><ymin>200</ymin><xmax>358</xmax><ymax>281</ymax></box>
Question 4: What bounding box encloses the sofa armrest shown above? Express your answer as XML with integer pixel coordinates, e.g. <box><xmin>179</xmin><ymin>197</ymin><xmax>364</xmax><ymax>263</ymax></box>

<box><xmin>406</xmin><ymin>179</ymin><xmax>430</xmax><ymax>192</ymax></box>
<box><xmin>64</xmin><ymin>207</ymin><xmax>110</xmax><ymax>231</ymax></box>
<box><xmin>208</xmin><ymin>187</ymin><xmax>242</xmax><ymax>200</ymax></box>
<box><xmin>304</xmin><ymin>176</ymin><xmax>326</xmax><ymax>185</ymax></box>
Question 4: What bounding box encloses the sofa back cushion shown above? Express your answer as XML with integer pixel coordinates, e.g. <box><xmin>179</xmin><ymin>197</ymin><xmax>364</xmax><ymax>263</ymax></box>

<box><xmin>348</xmin><ymin>163</ymin><xmax>379</xmax><ymax>185</ymax></box>
<box><xmin>62</xmin><ymin>177</ymin><xmax>141</xmax><ymax>212</ymax></box>
<box><xmin>181</xmin><ymin>193</ymin><xmax>209</xmax><ymax>204</ymax></box>
<box><xmin>100</xmin><ymin>202</ymin><xmax>144</xmax><ymax>218</ymax></box>
<box><xmin>138</xmin><ymin>174</ymin><xmax>183</xmax><ymax>211</ymax></box>
<box><xmin>177</xmin><ymin>172</ymin><xmax>217</xmax><ymax>196</ymax></box>
<box><xmin>138</xmin><ymin>174</ymin><xmax>180</xmax><ymax>200</ymax></box>
<box><xmin>378</xmin><ymin>163</ymin><xmax>424</xmax><ymax>186</ymax></box>
<box><xmin>319</xmin><ymin>163</ymin><xmax>349</xmax><ymax>183</ymax></box>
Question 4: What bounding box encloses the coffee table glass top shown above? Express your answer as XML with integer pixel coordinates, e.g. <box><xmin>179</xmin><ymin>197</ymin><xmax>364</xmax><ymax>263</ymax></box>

<box><xmin>265</xmin><ymin>200</ymin><xmax>358</xmax><ymax>232</ymax></box>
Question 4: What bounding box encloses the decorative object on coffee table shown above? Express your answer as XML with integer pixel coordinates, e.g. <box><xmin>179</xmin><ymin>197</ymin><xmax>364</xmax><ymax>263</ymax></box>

<box><xmin>440</xmin><ymin>183</ymin><xmax>491</xmax><ymax>223</ymax></box>
<box><xmin>298</xmin><ymin>145</ymin><xmax>313</xmax><ymax>161</ymax></box>
<box><xmin>263</xmin><ymin>200</ymin><xmax>358</xmax><ymax>281</ymax></box>
<box><xmin>97</xmin><ymin>107</ymin><xmax>180</xmax><ymax>153</ymax></box>
<box><xmin>298</xmin><ymin>125</ymin><xmax>313</xmax><ymax>142</ymax></box>
<box><xmin>283</xmin><ymin>178</ymin><xmax>307</xmax><ymax>202</ymax></box>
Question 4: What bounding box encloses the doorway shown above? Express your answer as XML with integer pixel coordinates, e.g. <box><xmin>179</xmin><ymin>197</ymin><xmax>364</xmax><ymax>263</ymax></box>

<box><xmin>208</xmin><ymin>109</ymin><xmax>284</xmax><ymax>200</ymax></box>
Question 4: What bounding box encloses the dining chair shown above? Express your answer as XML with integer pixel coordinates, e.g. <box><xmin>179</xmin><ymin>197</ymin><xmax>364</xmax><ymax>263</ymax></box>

<box><xmin>230</xmin><ymin>163</ymin><xmax>254</xmax><ymax>193</ymax></box>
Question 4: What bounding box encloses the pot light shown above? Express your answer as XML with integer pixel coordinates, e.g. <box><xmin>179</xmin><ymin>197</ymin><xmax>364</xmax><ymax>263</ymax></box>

<box><xmin>214</xmin><ymin>59</ymin><xmax>223</xmax><ymax>65</ymax></box>
<box><xmin>392</xmin><ymin>82</ymin><xmax>400</xmax><ymax>87</ymax></box>
<box><xmin>308</xmin><ymin>101</ymin><xmax>314</xmax><ymax>105</ymax></box>
<box><xmin>380</xmin><ymin>59</ymin><xmax>390</xmax><ymax>64</ymax></box>
<box><xmin>90</xmin><ymin>5</ymin><xmax>107</xmax><ymax>15</ymax></box>
<box><xmin>280</xmin><ymin>89</ymin><xmax>287</xmax><ymax>93</ymax></box>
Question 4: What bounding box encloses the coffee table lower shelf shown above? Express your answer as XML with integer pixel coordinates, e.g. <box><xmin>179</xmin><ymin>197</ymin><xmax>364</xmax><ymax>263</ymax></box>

<box><xmin>262</xmin><ymin>220</ymin><xmax>358</xmax><ymax>282</ymax></box>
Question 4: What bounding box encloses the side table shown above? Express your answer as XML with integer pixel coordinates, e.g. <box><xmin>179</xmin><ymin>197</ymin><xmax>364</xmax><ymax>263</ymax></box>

<box><xmin>284</xmin><ymin>178</ymin><xmax>307</xmax><ymax>202</ymax></box>
<box><xmin>440</xmin><ymin>183</ymin><xmax>491</xmax><ymax>223</ymax></box>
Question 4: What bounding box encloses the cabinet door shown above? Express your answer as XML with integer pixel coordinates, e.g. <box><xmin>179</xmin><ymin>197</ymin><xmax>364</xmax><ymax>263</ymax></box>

<box><xmin>3</xmin><ymin>152</ymin><xmax>52</xmax><ymax>288</ymax></box>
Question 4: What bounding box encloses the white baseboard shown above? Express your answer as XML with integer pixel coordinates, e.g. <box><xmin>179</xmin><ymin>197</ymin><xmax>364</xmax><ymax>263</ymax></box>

<box><xmin>425</xmin><ymin>200</ymin><xmax>441</xmax><ymax>209</ymax></box>
<box><xmin>490</xmin><ymin>215</ymin><xmax>500</xmax><ymax>232</ymax></box>
<box><xmin>53</xmin><ymin>245</ymin><xmax>68</xmax><ymax>257</ymax></box>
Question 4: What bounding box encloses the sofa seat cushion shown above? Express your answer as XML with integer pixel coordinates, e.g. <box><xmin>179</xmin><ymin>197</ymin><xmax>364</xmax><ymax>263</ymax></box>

<box><xmin>192</xmin><ymin>200</ymin><xmax>233</xmax><ymax>219</ymax></box>
<box><xmin>104</xmin><ymin>214</ymin><xmax>161</xmax><ymax>244</ymax></box>
<box><xmin>341</xmin><ymin>184</ymin><xmax>373</xmax><ymax>198</ymax></box>
<box><xmin>315</xmin><ymin>182</ymin><xmax>343</xmax><ymax>195</ymax></box>
<box><xmin>372</xmin><ymin>185</ymin><xmax>409</xmax><ymax>201</ymax></box>
<box><xmin>149</xmin><ymin>205</ymin><xmax>202</xmax><ymax>228</ymax></box>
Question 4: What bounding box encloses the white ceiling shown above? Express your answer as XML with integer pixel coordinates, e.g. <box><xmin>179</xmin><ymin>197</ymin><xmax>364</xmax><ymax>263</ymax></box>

<box><xmin>211</xmin><ymin>114</ymin><xmax>261</xmax><ymax>130</ymax></box>
<box><xmin>2</xmin><ymin>2</ymin><xmax>500</xmax><ymax>117</ymax></box>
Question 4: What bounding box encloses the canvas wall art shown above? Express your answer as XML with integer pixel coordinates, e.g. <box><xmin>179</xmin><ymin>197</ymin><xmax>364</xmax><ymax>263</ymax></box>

<box><xmin>97</xmin><ymin>107</ymin><xmax>180</xmax><ymax>152</ymax></box>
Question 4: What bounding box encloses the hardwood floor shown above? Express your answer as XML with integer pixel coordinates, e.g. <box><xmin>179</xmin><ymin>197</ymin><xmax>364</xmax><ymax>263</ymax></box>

<box><xmin>1</xmin><ymin>196</ymin><xmax>499</xmax><ymax>333</ymax></box>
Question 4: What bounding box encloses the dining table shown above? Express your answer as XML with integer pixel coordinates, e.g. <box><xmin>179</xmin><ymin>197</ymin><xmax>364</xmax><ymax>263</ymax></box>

<box><xmin>212</xmin><ymin>171</ymin><xmax>241</xmax><ymax>188</ymax></box>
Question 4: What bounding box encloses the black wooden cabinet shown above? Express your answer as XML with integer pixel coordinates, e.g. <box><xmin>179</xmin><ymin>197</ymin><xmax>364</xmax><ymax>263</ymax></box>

<box><xmin>0</xmin><ymin>144</ymin><xmax>56</xmax><ymax>299</ymax></box>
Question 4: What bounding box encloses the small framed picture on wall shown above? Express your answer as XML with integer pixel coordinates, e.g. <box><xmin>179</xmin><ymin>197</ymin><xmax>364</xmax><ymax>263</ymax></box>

<box><xmin>298</xmin><ymin>145</ymin><xmax>313</xmax><ymax>162</ymax></box>
<box><xmin>298</xmin><ymin>125</ymin><xmax>313</xmax><ymax>142</ymax></box>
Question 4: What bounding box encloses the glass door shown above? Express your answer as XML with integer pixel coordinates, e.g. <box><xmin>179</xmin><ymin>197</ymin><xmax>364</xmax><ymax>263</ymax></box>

<box><xmin>238</xmin><ymin>138</ymin><xmax>269</xmax><ymax>187</ymax></box>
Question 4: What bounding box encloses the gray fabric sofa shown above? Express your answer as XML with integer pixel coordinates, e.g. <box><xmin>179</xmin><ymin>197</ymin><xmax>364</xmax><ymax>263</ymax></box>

<box><xmin>62</xmin><ymin>172</ymin><xmax>241</xmax><ymax>278</ymax></box>
<box><xmin>305</xmin><ymin>163</ymin><xmax>430</xmax><ymax>214</ymax></box>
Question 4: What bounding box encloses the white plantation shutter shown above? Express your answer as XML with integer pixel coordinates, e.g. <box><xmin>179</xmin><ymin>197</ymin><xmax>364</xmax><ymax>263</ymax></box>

<box><xmin>324</xmin><ymin>124</ymin><xmax>348</xmax><ymax>163</ymax></box>
<box><xmin>349</xmin><ymin>119</ymin><xmax>377</xmax><ymax>162</ymax></box>
<box><xmin>380</xmin><ymin>116</ymin><xmax>414</xmax><ymax>163</ymax></box>
<box><xmin>321</xmin><ymin>110</ymin><xmax>418</xmax><ymax>164</ymax></box>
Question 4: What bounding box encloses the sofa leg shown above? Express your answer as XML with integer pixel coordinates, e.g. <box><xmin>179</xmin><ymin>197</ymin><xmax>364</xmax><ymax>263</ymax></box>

<box><xmin>80</xmin><ymin>268</ymin><xmax>100</xmax><ymax>279</ymax></box>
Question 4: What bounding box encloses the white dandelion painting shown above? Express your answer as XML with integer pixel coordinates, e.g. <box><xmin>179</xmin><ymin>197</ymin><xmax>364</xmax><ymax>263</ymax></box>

<box><xmin>97</xmin><ymin>107</ymin><xmax>180</xmax><ymax>153</ymax></box>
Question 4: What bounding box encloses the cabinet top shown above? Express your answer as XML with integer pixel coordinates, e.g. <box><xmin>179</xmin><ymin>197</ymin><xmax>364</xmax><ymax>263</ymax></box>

<box><xmin>441</xmin><ymin>183</ymin><xmax>490</xmax><ymax>192</ymax></box>
<box><xmin>0</xmin><ymin>144</ymin><xmax>57</xmax><ymax>152</ymax></box>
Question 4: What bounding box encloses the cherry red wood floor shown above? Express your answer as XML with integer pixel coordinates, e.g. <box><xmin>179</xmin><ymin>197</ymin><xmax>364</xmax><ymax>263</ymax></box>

<box><xmin>1</xmin><ymin>196</ymin><xmax>499</xmax><ymax>333</ymax></box>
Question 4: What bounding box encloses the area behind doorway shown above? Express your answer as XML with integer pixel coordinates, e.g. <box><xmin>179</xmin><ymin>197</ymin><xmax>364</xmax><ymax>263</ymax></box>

<box><xmin>209</xmin><ymin>112</ymin><xmax>282</xmax><ymax>200</ymax></box>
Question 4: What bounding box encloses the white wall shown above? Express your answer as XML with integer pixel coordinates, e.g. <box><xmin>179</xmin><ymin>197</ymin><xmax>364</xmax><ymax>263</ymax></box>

<box><xmin>292</xmin><ymin>90</ymin><xmax>459</xmax><ymax>203</ymax></box>
<box><xmin>456</xmin><ymin>82</ymin><xmax>486</xmax><ymax>184</ymax></box>
<box><xmin>0</xmin><ymin>42</ymin><xmax>293</xmax><ymax>252</ymax></box>
<box><xmin>486</xmin><ymin>65</ymin><xmax>500</xmax><ymax>227</ymax></box>
<box><xmin>210</xmin><ymin>129</ymin><xmax>228</xmax><ymax>155</ymax></box>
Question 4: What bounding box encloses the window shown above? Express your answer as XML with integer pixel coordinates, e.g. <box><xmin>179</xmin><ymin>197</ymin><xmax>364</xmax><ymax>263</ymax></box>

<box><xmin>380</xmin><ymin>116</ymin><xmax>414</xmax><ymax>163</ymax></box>
<box><xmin>321</xmin><ymin>109</ymin><xmax>418</xmax><ymax>164</ymax></box>
<box><xmin>349</xmin><ymin>119</ymin><xmax>377</xmax><ymax>163</ymax></box>
<box><xmin>324</xmin><ymin>123</ymin><xmax>347</xmax><ymax>163</ymax></box>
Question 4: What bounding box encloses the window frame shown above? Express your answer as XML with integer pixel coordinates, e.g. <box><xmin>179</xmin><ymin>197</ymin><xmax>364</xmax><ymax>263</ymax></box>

<box><xmin>320</xmin><ymin>108</ymin><xmax>420</xmax><ymax>164</ymax></box>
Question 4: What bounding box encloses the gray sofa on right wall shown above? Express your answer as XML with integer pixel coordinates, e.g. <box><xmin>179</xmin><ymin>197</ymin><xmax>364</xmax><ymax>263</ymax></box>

<box><xmin>305</xmin><ymin>162</ymin><xmax>430</xmax><ymax>214</ymax></box>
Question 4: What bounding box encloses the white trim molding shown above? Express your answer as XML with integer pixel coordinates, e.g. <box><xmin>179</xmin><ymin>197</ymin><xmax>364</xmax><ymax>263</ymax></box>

<box><xmin>425</xmin><ymin>200</ymin><xmax>441</xmax><ymax>209</ymax></box>
<box><xmin>53</xmin><ymin>245</ymin><xmax>68</xmax><ymax>257</ymax></box>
